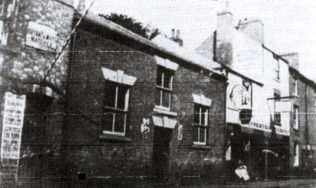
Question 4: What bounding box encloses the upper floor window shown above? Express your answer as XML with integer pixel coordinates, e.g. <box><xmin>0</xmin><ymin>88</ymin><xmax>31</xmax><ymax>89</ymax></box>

<box><xmin>293</xmin><ymin>105</ymin><xmax>299</xmax><ymax>130</ymax></box>
<box><xmin>274</xmin><ymin>93</ymin><xmax>281</xmax><ymax>125</ymax></box>
<box><xmin>154</xmin><ymin>56</ymin><xmax>178</xmax><ymax>111</ymax></box>
<box><xmin>273</xmin><ymin>54</ymin><xmax>280</xmax><ymax>81</ymax></box>
<box><xmin>101</xmin><ymin>67</ymin><xmax>137</xmax><ymax>136</ymax></box>
<box><xmin>192</xmin><ymin>94</ymin><xmax>212</xmax><ymax>145</ymax></box>
<box><xmin>293</xmin><ymin>78</ymin><xmax>298</xmax><ymax>96</ymax></box>
<box><xmin>103</xmin><ymin>82</ymin><xmax>129</xmax><ymax>136</ymax></box>
<box><xmin>155</xmin><ymin>66</ymin><xmax>174</xmax><ymax>109</ymax></box>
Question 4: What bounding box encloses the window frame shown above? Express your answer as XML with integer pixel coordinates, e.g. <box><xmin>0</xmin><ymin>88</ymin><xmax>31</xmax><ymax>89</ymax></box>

<box><xmin>293</xmin><ymin>105</ymin><xmax>299</xmax><ymax>130</ymax></box>
<box><xmin>103</xmin><ymin>81</ymin><xmax>130</xmax><ymax>136</ymax></box>
<box><xmin>193</xmin><ymin>104</ymin><xmax>209</xmax><ymax>145</ymax></box>
<box><xmin>273</xmin><ymin>54</ymin><xmax>280</xmax><ymax>81</ymax></box>
<box><xmin>293</xmin><ymin>78</ymin><xmax>298</xmax><ymax>96</ymax></box>
<box><xmin>294</xmin><ymin>143</ymin><xmax>299</xmax><ymax>167</ymax></box>
<box><xmin>100</xmin><ymin>67</ymin><xmax>136</xmax><ymax>137</ymax></box>
<box><xmin>274</xmin><ymin>93</ymin><xmax>281</xmax><ymax>126</ymax></box>
<box><xmin>155</xmin><ymin>66</ymin><xmax>174</xmax><ymax>111</ymax></box>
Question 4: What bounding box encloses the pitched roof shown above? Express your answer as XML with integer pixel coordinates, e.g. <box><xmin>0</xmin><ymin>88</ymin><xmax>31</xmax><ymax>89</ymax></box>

<box><xmin>74</xmin><ymin>11</ymin><xmax>225</xmax><ymax>78</ymax></box>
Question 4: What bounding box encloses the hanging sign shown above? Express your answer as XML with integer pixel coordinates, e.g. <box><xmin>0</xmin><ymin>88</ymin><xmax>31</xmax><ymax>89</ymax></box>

<box><xmin>1</xmin><ymin>92</ymin><xmax>26</xmax><ymax>163</ymax></box>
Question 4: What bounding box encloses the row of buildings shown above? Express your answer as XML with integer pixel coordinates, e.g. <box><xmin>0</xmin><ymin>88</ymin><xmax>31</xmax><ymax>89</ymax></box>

<box><xmin>0</xmin><ymin>0</ymin><xmax>315</xmax><ymax>186</ymax></box>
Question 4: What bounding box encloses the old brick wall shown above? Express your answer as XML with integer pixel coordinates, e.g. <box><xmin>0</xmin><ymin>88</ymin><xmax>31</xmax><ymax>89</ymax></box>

<box><xmin>170</xmin><ymin>66</ymin><xmax>226</xmax><ymax>178</ymax></box>
<box><xmin>289</xmin><ymin>73</ymin><xmax>316</xmax><ymax>175</ymax></box>
<box><xmin>64</xmin><ymin>28</ymin><xmax>157</xmax><ymax>180</ymax></box>
<box><xmin>0</xmin><ymin>0</ymin><xmax>74</xmax><ymax>186</ymax></box>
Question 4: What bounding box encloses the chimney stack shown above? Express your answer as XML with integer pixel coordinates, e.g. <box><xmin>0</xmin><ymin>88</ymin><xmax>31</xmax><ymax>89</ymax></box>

<box><xmin>170</xmin><ymin>29</ymin><xmax>183</xmax><ymax>47</ymax></box>
<box><xmin>237</xmin><ymin>18</ymin><xmax>264</xmax><ymax>44</ymax></box>
<box><xmin>215</xmin><ymin>7</ymin><xmax>233</xmax><ymax>66</ymax></box>
<box><xmin>281</xmin><ymin>53</ymin><xmax>299</xmax><ymax>70</ymax></box>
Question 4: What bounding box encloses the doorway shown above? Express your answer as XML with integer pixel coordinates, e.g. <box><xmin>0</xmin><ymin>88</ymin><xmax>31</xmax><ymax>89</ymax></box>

<box><xmin>152</xmin><ymin>126</ymin><xmax>173</xmax><ymax>179</ymax></box>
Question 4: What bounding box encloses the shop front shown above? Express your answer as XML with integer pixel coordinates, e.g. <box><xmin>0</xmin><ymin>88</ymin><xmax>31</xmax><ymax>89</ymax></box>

<box><xmin>225</xmin><ymin>77</ymin><xmax>290</xmax><ymax>180</ymax></box>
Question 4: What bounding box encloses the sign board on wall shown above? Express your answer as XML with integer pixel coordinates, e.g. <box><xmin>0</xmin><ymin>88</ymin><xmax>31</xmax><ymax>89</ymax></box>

<box><xmin>26</xmin><ymin>22</ymin><xmax>57</xmax><ymax>52</ymax></box>
<box><xmin>1</xmin><ymin>92</ymin><xmax>26</xmax><ymax>163</ymax></box>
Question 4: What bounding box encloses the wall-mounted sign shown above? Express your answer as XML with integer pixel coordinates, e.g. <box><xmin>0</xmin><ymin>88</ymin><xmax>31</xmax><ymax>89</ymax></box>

<box><xmin>26</xmin><ymin>22</ymin><xmax>57</xmax><ymax>52</ymax></box>
<box><xmin>240</xmin><ymin>121</ymin><xmax>289</xmax><ymax>136</ymax></box>
<box><xmin>1</xmin><ymin>92</ymin><xmax>26</xmax><ymax>163</ymax></box>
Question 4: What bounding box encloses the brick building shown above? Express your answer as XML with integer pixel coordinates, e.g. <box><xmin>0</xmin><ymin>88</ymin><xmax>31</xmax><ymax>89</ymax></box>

<box><xmin>284</xmin><ymin>55</ymin><xmax>316</xmax><ymax>176</ymax></box>
<box><xmin>59</xmin><ymin>10</ymin><xmax>229</xmax><ymax>186</ymax></box>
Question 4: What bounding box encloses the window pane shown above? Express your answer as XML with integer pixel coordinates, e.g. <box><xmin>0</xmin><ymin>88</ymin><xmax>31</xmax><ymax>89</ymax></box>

<box><xmin>164</xmin><ymin>70</ymin><xmax>173</xmax><ymax>89</ymax></box>
<box><xmin>162</xmin><ymin>90</ymin><xmax>170</xmax><ymax>108</ymax></box>
<box><xmin>274</xmin><ymin>113</ymin><xmax>281</xmax><ymax>123</ymax></box>
<box><xmin>201</xmin><ymin>107</ymin><xmax>208</xmax><ymax>125</ymax></box>
<box><xmin>200</xmin><ymin>109</ymin><xmax>205</xmax><ymax>125</ymax></box>
<box><xmin>193</xmin><ymin>126</ymin><xmax>199</xmax><ymax>142</ymax></box>
<box><xmin>200</xmin><ymin>127</ymin><xmax>206</xmax><ymax>143</ymax></box>
<box><xmin>114</xmin><ymin>113</ymin><xmax>125</xmax><ymax>133</ymax></box>
<box><xmin>157</xmin><ymin>66</ymin><xmax>163</xmax><ymax>87</ymax></box>
<box><xmin>275</xmin><ymin>70</ymin><xmax>280</xmax><ymax>80</ymax></box>
<box><xmin>155</xmin><ymin>89</ymin><xmax>161</xmax><ymax>106</ymax></box>
<box><xmin>103</xmin><ymin>113</ymin><xmax>114</xmax><ymax>132</ymax></box>
<box><xmin>194</xmin><ymin>105</ymin><xmax>200</xmax><ymax>124</ymax></box>
<box><xmin>104</xmin><ymin>82</ymin><xmax>116</xmax><ymax>108</ymax></box>
<box><xmin>117</xmin><ymin>86</ymin><xmax>128</xmax><ymax>110</ymax></box>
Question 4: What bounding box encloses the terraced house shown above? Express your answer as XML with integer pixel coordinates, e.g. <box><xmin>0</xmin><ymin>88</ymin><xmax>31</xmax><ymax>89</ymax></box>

<box><xmin>62</xmin><ymin>8</ymin><xmax>230</xmax><ymax>186</ymax></box>
<box><xmin>196</xmin><ymin>7</ymin><xmax>316</xmax><ymax>180</ymax></box>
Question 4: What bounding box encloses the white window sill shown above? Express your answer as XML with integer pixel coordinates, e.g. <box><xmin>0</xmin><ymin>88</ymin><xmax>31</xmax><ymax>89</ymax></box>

<box><xmin>292</xmin><ymin>94</ymin><xmax>299</xmax><ymax>98</ymax></box>
<box><xmin>153</xmin><ymin>106</ymin><xmax>177</xmax><ymax>116</ymax></box>
<box><xmin>102</xmin><ymin>131</ymin><xmax>125</xmax><ymax>136</ymax></box>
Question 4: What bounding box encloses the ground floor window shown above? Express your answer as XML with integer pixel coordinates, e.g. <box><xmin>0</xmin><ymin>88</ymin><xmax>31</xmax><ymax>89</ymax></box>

<box><xmin>294</xmin><ymin>143</ymin><xmax>299</xmax><ymax>167</ymax></box>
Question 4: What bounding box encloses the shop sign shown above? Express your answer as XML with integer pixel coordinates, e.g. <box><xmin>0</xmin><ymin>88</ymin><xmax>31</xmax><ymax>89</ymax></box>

<box><xmin>275</xmin><ymin>127</ymin><xmax>289</xmax><ymax>136</ymax></box>
<box><xmin>26</xmin><ymin>22</ymin><xmax>57</xmax><ymax>52</ymax></box>
<box><xmin>244</xmin><ymin>122</ymin><xmax>271</xmax><ymax>132</ymax></box>
<box><xmin>1</xmin><ymin>92</ymin><xmax>26</xmax><ymax>163</ymax></box>
<box><xmin>240</xmin><ymin>122</ymin><xmax>289</xmax><ymax>136</ymax></box>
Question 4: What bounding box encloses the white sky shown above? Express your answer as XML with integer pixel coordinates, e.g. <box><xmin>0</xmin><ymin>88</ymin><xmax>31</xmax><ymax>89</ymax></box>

<box><xmin>88</xmin><ymin>0</ymin><xmax>316</xmax><ymax>81</ymax></box>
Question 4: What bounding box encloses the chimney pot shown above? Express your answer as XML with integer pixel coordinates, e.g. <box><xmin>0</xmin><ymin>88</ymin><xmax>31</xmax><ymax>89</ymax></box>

<box><xmin>176</xmin><ymin>30</ymin><xmax>180</xmax><ymax>39</ymax></box>
<box><xmin>171</xmin><ymin>29</ymin><xmax>175</xmax><ymax>39</ymax></box>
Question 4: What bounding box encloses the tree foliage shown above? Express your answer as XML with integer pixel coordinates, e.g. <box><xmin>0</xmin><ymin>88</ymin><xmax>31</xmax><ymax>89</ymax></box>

<box><xmin>99</xmin><ymin>13</ymin><xmax>160</xmax><ymax>40</ymax></box>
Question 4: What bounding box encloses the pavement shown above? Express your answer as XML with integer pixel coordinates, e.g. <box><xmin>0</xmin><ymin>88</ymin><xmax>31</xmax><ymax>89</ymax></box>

<box><xmin>3</xmin><ymin>176</ymin><xmax>316</xmax><ymax>187</ymax></box>
<box><xmin>140</xmin><ymin>178</ymin><xmax>316</xmax><ymax>188</ymax></box>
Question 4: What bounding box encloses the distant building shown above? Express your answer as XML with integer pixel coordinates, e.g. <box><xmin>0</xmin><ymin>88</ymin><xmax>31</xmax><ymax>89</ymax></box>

<box><xmin>286</xmin><ymin>61</ymin><xmax>316</xmax><ymax>176</ymax></box>
<box><xmin>195</xmin><ymin>8</ymin><xmax>316</xmax><ymax>179</ymax></box>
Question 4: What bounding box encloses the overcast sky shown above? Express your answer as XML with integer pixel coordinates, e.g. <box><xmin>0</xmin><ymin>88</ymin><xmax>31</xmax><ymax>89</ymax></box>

<box><xmin>88</xmin><ymin>0</ymin><xmax>316</xmax><ymax>81</ymax></box>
